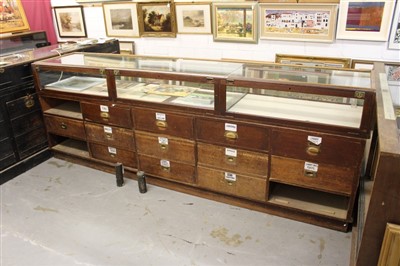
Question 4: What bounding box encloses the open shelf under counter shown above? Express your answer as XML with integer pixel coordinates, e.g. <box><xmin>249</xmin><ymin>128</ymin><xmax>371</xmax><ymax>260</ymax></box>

<box><xmin>268</xmin><ymin>182</ymin><xmax>349</xmax><ymax>220</ymax></box>
<box><xmin>51</xmin><ymin>139</ymin><xmax>89</xmax><ymax>158</ymax></box>
<box><xmin>44</xmin><ymin>102</ymin><xmax>83</xmax><ymax>120</ymax></box>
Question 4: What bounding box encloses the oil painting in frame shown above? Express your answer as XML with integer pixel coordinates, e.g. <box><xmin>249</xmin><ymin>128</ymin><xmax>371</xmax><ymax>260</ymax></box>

<box><xmin>102</xmin><ymin>2</ymin><xmax>139</xmax><ymax>37</ymax></box>
<box><xmin>137</xmin><ymin>2</ymin><xmax>176</xmax><ymax>37</ymax></box>
<box><xmin>259</xmin><ymin>4</ymin><xmax>338</xmax><ymax>43</ymax></box>
<box><xmin>0</xmin><ymin>0</ymin><xmax>30</xmax><ymax>34</ymax></box>
<box><xmin>53</xmin><ymin>6</ymin><xmax>87</xmax><ymax>38</ymax></box>
<box><xmin>336</xmin><ymin>0</ymin><xmax>395</xmax><ymax>41</ymax></box>
<box><xmin>212</xmin><ymin>2</ymin><xmax>258</xmax><ymax>44</ymax></box>
<box><xmin>388</xmin><ymin>0</ymin><xmax>400</xmax><ymax>49</ymax></box>
<box><xmin>175</xmin><ymin>3</ymin><xmax>212</xmax><ymax>34</ymax></box>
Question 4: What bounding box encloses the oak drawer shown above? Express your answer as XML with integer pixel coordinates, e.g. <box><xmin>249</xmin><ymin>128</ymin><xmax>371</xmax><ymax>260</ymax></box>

<box><xmin>89</xmin><ymin>142</ymin><xmax>137</xmax><ymax>168</ymax></box>
<box><xmin>197</xmin><ymin>166</ymin><xmax>267</xmax><ymax>202</ymax></box>
<box><xmin>138</xmin><ymin>155</ymin><xmax>195</xmax><ymax>184</ymax></box>
<box><xmin>271</xmin><ymin>129</ymin><xmax>364</xmax><ymax>167</ymax></box>
<box><xmin>135</xmin><ymin>131</ymin><xmax>195</xmax><ymax>164</ymax></box>
<box><xmin>133</xmin><ymin>108</ymin><xmax>194</xmax><ymax>139</ymax></box>
<box><xmin>44</xmin><ymin>115</ymin><xmax>85</xmax><ymax>140</ymax></box>
<box><xmin>197</xmin><ymin>143</ymin><xmax>268</xmax><ymax>176</ymax></box>
<box><xmin>85</xmin><ymin>122</ymin><xmax>134</xmax><ymax>151</ymax></box>
<box><xmin>270</xmin><ymin>155</ymin><xmax>356</xmax><ymax>196</ymax></box>
<box><xmin>81</xmin><ymin>102</ymin><xmax>132</xmax><ymax>128</ymax></box>
<box><xmin>196</xmin><ymin>118</ymin><xmax>269</xmax><ymax>151</ymax></box>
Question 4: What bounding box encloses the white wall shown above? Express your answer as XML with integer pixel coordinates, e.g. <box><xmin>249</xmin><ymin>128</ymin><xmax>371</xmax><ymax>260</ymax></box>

<box><xmin>51</xmin><ymin>0</ymin><xmax>400</xmax><ymax>62</ymax></box>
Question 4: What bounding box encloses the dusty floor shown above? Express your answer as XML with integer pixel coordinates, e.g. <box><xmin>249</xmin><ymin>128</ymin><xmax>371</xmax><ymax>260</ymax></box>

<box><xmin>1</xmin><ymin>158</ymin><xmax>351</xmax><ymax>266</ymax></box>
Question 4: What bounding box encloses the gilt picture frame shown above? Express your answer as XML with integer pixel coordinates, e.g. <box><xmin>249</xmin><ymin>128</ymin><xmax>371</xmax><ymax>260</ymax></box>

<box><xmin>54</xmin><ymin>6</ymin><xmax>87</xmax><ymax>38</ymax></box>
<box><xmin>388</xmin><ymin>0</ymin><xmax>400</xmax><ymax>49</ymax></box>
<box><xmin>102</xmin><ymin>2</ymin><xmax>139</xmax><ymax>37</ymax></box>
<box><xmin>137</xmin><ymin>2</ymin><xmax>176</xmax><ymax>38</ymax></box>
<box><xmin>175</xmin><ymin>3</ymin><xmax>212</xmax><ymax>34</ymax></box>
<box><xmin>212</xmin><ymin>2</ymin><xmax>258</xmax><ymax>44</ymax></box>
<box><xmin>336</xmin><ymin>0</ymin><xmax>395</xmax><ymax>41</ymax></box>
<box><xmin>0</xmin><ymin>0</ymin><xmax>30</xmax><ymax>34</ymax></box>
<box><xmin>259</xmin><ymin>4</ymin><xmax>338</xmax><ymax>43</ymax></box>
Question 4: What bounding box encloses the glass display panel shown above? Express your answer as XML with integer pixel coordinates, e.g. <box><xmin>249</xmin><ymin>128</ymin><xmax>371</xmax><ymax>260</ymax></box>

<box><xmin>231</xmin><ymin>64</ymin><xmax>371</xmax><ymax>89</ymax></box>
<box><xmin>384</xmin><ymin>64</ymin><xmax>400</xmax><ymax>129</ymax></box>
<box><xmin>38</xmin><ymin>70</ymin><xmax>107</xmax><ymax>96</ymax></box>
<box><xmin>117</xmin><ymin>77</ymin><xmax>216</xmax><ymax>109</ymax></box>
<box><xmin>226</xmin><ymin>86</ymin><xmax>364</xmax><ymax>128</ymax></box>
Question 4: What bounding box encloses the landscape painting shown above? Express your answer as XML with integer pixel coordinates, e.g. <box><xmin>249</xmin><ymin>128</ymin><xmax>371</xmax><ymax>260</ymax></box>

<box><xmin>260</xmin><ymin>4</ymin><xmax>337</xmax><ymax>42</ymax></box>
<box><xmin>138</xmin><ymin>2</ymin><xmax>176</xmax><ymax>37</ymax></box>
<box><xmin>175</xmin><ymin>3</ymin><xmax>211</xmax><ymax>34</ymax></box>
<box><xmin>0</xmin><ymin>0</ymin><xmax>30</xmax><ymax>33</ymax></box>
<box><xmin>102</xmin><ymin>2</ymin><xmax>139</xmax><ymax>37</ymax></box>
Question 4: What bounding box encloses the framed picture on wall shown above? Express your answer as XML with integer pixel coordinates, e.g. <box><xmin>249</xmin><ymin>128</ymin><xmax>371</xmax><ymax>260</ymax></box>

<box><xmin>137</xmin><ymin>2</ymin><xmax>177</xmax><ymax>37</ymax></box>
<box><xmin>259</xmin><ymin>4</ymin><xmax>338</xmax><ymax>43</ymax></box>
<box><xmin>102</xmin><ymin>2</ymin><xmax>139</xmax><ymax>37</ymax></box>
<box><xmin>336</xmin><ymin>0</ymin><xmax>395</xmax><ymax>41</ymax></box>
<box><xmin>388</xmin><ymin>1</ymin><xmax>400</xmax><ymax>49</ymax></box>
<box><xmin>175</xmin><ymin>3</ymin><xmax>212</xmax><ymax>34</ymax></box>
<box><xmin>54</xmin><ymin>6</ymin><xmax>87</xmax><ymax>38</ymax></box>
<box><xmin>212</xmin><ymin>2</ymin><xmax>258</xmax><ymax>43</ymax></box>
<box><xmin>0</xmin><ymin>0</ymin><xmax>30</xmax><ymax>34</ymax></box>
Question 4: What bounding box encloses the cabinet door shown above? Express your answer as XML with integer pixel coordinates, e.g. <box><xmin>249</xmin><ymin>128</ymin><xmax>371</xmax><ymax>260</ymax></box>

<box><xmin>85</xmin><ymin>122</ymin><xmax>134</xmax><ymax>151</ymax></box>
<box><xmin>197</xmin><ymin>143</ymin><xmax>268</xmax><ymax>176</ymax></box>
<box><xmin>135</xmin><ymin>131</ymin><xmax>195</xmax><ymax>164</ymax></box>
<box><xmin>271</xmin><ymin>128</ymin><xmax>365</xmax><ymax>167</ymax></box>
<box><xmin>133</xmin><ymin>108</ymin><xmax>194</xmax><ymax>139</ymax></box>
<box><xmin>197</xmin><ymin>166</ymin><xmax>267</xmax><ymax>202</ymax></box>
<box><xmin>270</xmin><ymin>155</ymin><xmax>356</xmax><ymax>196</ymax></box>
<box><xmin>196</xmin><ymin>118</ymin><xmax>269</xmax><ymax>151</ymax></box>
<box><xmin>81</xmin><ymin>102</ymin><xmax>132</xmax><ymax>128</ymax></box>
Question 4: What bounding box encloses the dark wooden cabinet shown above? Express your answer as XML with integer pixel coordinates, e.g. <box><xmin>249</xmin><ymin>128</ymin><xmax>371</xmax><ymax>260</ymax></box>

<box><xmin>32</xmin><ymin>53</ymin><xmax>376</xmax><ymax>231</ymax></box>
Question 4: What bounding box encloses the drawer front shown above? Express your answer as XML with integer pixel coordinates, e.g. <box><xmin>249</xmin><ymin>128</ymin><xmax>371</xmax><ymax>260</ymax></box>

<box><xmin>197</xmin><ymin>143</ymin><xmax>268</xmax><ymax>176</ymax></box>
<box><xmin>11</xmin><ymin>110</ymin><xmax>44</xmax><ymax>136</ymax></box>
<box><xmin>15</xmin><ymin>128</ymin><xmax>48</xmax><ymax>159</ymax></box>
<box><xmin>0</xmin><ymin>138</ymin><xmax>14</xmax><ymax>159</ymax></box>
<box><xmin>133</xmin><ymin>108</ymin><xmax>194</xmax><ymax>139</ymax></box>
<box><xmin>197</xmin><ymin>166</ymin><xmax>267</xmax><ymax>202</ymax></box>
<box><xmin>196</xmin><ymin>118</ymin><xmax>269</xmax><ymax>151</ymax></box>
<box><xmin>271</xmin><ymin>129</ymin><xmax>364</xmax><ymax>167</ymax></box>
<box><xmin>0</xmin><ymin>120</ymin><xmax>9</xmax><ymax>140</ymax></box>
<box><xmin>0</xmin><ymin>154</ymin><xmax>16</xmax><ymax>170</ymax></box>
<box><xmin>270</xmin><ymin>155</ymin><xmax>356</xmax><ymax>196</ymax></box>
<box><xmin>135</xmin><ymin>131</ymin><xmax>195</xmax><ymax>164</ymax></box>
<box><xmin>6</xmin><ymin>93</ymin><xmax>40</xmax><ymax>119</ymax></box>
<box><xmin>44</xmin><ymin>115</ymin><xmax>85</xmax><ymax>140</ymax></box>
<box><xmin>81</xmin><ymin>102</ymin><xmax>132</xmax><ymax>128</ymax></box>
<box><xmin>85</xmin><ymin>122</ymin><xmax>134</xmax><ymax>151</ymax></box>
<box><xmin>138</xmin><ymin>155</ymin><xmax>195</xmax><ymax>184</ymax></box>
<box><xmin>89</xmin><ymin>142</ymin><xmax>137</xmax><ymax>168</ymax></box>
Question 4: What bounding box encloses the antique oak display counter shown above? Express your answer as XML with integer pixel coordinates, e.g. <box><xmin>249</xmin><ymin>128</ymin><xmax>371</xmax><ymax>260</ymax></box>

<box><xmin>32</xmin><ymin>53</ymin><xmax>376</xmax><ymax>231</ymax></box>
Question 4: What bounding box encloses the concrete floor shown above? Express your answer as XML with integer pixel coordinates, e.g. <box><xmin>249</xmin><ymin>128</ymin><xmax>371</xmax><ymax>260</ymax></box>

<box><xmin>1</xmin><ymin>158</ymin><xmax>351</xmax><ymax>266</ymax></box>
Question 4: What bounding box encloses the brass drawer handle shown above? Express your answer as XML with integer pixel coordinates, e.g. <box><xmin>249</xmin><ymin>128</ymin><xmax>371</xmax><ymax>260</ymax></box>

<box><xmin>156</xmin><ymin>121</ymin><xmax>167</xmax><ymax>128</ymax></box>
<box><xmin>60</xmin><ymin>123</ymin><xmax>67</xmax><ymax>130</ymax></box>
<box><xmin>105</xmin><ymin>133</ymin><xmax>113</xmax><ymax>139</ymax></box>
<box><xmin>100</xmin><ymin>112</ymin><xmax>109</xmax><ymax>120</ymax></box>
<box><xmin>306</xmin><ymin>145</ymin><xmax>320</xmax><ymax>156</ymax></box>
<box><xmin>224</xmin><ymin>131</ymin><xmax>238</xmax><ymax>140</ymax></box>
<box><xmin>24</xmin><ymin>96</ymin><xmax>35</xmax><ymax>108</ymax></box>
<box><xmin>161</xmin><ymin>166</ymin><xmax>170</xmax><ymax>171</ymax></box>
<box><xmin>109</xmin><ymin>153</ymin><xmax>115</xmax><ymax>158</ymax></box>
<box><xmin>304</xmin><ymin>170</ymin><xmax>317</xmax><ymax>178</ymax></box>
<box><xmin>226</xmin><ymin>180</ymin><xmax>234</xmax><ymax>186</ymax></box>
<box><xmin>160</xmin><ymin>144</ymin><xmax>167</xmax><ymax>150</ymax></box>
<box><xmin>226</xmin><ymin>156</ymin><xmax>235</xmax><ymax>163</ymax></box>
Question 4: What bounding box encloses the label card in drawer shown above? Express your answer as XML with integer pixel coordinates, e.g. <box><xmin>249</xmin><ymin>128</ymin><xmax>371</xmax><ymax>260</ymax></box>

<box><xmin>108</xmin><ymin>147</ymin><xmax>117</xmax><ymax>154</ymax></box>
<box><xmin>307</xmin><ymin>136</ymin><xmax>322</xmax><ymax>145</ymax></box>
<box><xmin>156</xmin><ymin>112</ymin><xmax>166</xmax><ymax>121</ymax></box>
<box><xmin>224</xmin><ymin>172</ymin><xmax>237</xmax><ymax>182</ymax></box>
<box><xmin>304</xmin><ymin>162</ymin><xmax>319</xmax><ymax>172</ymax></box>
<box><xmin>160</xmin><ymin>159</ymin><xmax>170</xmax><ymax>168</ymax></box>
<box><xmin>103</xmin><ymin>126</ymin><xmax>112</xmax><ymax>134</ymax></box>
<box><xmin>158</xmin><ymin>137</ymin><xmax>168</xmax><ymax>145</ymax></box>
<box><xmin>225</xmin><ymin>123</ymin><xmax>237</xmax><ymax>132</ymax></box>
<box><xmin>100</xmin><ymin>105</ymin><xmax>109</xmax><ymax>112</ymax></box>
<box><xmin>225</xmin><ymin>148</ymin><xmax>237</xmax><ymax>157</ymax></box>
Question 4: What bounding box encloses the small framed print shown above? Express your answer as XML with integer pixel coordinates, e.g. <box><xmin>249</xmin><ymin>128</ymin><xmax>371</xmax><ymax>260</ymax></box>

<box><xmin>336</xmin><ymin>0</ymin><xmax>395</xmax><ymax>41</ymax></box>
<box><xmin>54</xmin><ymin>6</ymin><xmax>87</xmax><ymax>38</ymax></box>
<box><xmin>102</xmin><ymin>2</ymin><xmax>139</xmax><ymax>37</ymax></box>
<box><xmin>388</xmin><ymin>1</ymin><xmax>400</xmax><ymax>49</ymax></box>
<box><xmin>137</xmin><ymin>2</ymin><xmax>177</xmax><ymax>37</ymax></box>
<box><xmin>212</xmin><ymin>2</ymin><xmax>258</xmax><ymax>44</ymax></box>
<box><xmin>175</xmin><ymin>3</ymin><xmax>212</xmax><ymax>34</ymax></box>
<box><xmin>259</xmin><ymin>4</ymin><xmax>338</xmax><ymax>43</ymax></box>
